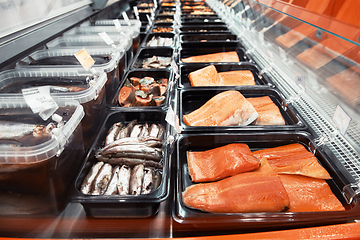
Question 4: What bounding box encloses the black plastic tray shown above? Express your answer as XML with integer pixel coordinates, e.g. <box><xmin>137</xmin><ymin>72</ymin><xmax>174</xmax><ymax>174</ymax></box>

<box><xmin>131</xmin><ymin>47</ymin><xmax>174</xmax><ymax>69</ymax></box>
<box><xmin>179</xmin><ymin>25</ymin><xmax>231</xmax><ymax>34</ymax></box>
<box><xmin>179</xmin><ymin>63</ymin><xmax>274</xmax><ymax>88</ymax></box>
<box><xmin>109</xmin><ymin>68</ymin><xmax>174</xmax><ymax>110</ymax></box>
<box><xmin>181</xmin><ymin>16</ymin><xmax>223</xmax><ymax>23</ymax></box>
<box><xmin>173</xmin><ymin>132</ymin><xmax>360</xmax><ymax>233</ymax></box>
<box><xmin>144</xmin><ymin>33</ymin><xmax>176</xmax><ymax>48</ymax></box>
<box><xmin>151</xmin><ymin>24</ymin><xmax>175</xmax><ymax>34</ymax></box>
<box><xmin>179</xmin><ymin>42</ymin><xmax>252</xmax><ymax>64</ymax></box>
<box><xmin>179</xmin><ymin>88</ymin><xmax>306</xmax><ymax>132</ymax></box>
<box><xmin>180</xmin><ymin>33</ymin><xmax>238</xmax><ymax>43</ymax></box>
<box><xmin>69</xmin><ymin>110</ymin><xmax>172</xmax><ymax>218</ymax></box>
<box><xmin>154</xmin><ymin>15</ymin><xmax>174</xmax><ymax>24</ymax></box>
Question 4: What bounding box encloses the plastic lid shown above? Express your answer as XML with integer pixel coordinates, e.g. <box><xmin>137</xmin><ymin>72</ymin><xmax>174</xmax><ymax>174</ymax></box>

<box><xmin>83</xmin><ymin>19</ymin><xmax>142</xmax><ymax>30</ymax></box>
<box><xmin>65</xmin><ymin>26</ymin><xmax>139</xmax><ymax>39</ymax></box>
<box><xmin>0</xmin><ymin>99</ymin><xmax>84</xmax><ymax>164</ymax></box>
<box><xmin>0</xmin><ymin>69</ymin><xmax>108</xmax><ymax>104</ymax></box>
<box><xmin>15</xmin><ymin>47</ymin><xmax>123</xmax><ymax>73</ymax></box>
<box><xmin>47</xmin><ymin>34</ymin><xmax>132</xmax><ymax>53</ymax></box>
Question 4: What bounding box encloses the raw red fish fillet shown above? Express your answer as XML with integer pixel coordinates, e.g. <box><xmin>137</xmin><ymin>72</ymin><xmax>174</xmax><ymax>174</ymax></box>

<box><xmin>183</xmin><ymin>90</ymin><xmax>258</xmax><ymax>126</ymax></box>
<box><xmin>279</xmin><ymin>174</ymin><xmax>345</xmax><ymax>212</ymax></box>
<box><xmin>188</xmin><ymin>65</ymin><xmax>221</xmax><ymax>86</ymax></box>
<box><xmin>247</xmin><ymin>96</ymin><xmax>285</xmax><ymax>125</ymax></box>
<box><xmin>218</xmin><ymin>70</ymin><xmax>255</xmax><ymax>86</ymax></box>
<box><xmin>181</xmin><ymin>51</ymin><xmax>240</xmax><ymax>63</ymax></box>
<box><xmin>252</xmin><ymin>143</ymin><xmax>331</xmax><ymax>179</ymax></box>
<box><xmin>187</xmin><ymin>143</ymin><xmax>260</xmax><ymax>183</ymax></box>
<box><xmin>183</xmin><ymin>170</ymin><xmax>290</xmax><ymax>213</ymax></box>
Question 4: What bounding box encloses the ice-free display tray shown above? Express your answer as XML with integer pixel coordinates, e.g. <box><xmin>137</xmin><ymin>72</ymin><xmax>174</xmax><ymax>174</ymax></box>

<box><xmin>179</xmin><ymin>88</ymin><xmax>306</xmax><ymax>131</ymax></box>
<box><xmin>180</xmin><ymin>33</ymin><xmax>238</xmax><ymax>43</ymax></box>
<box><xmin>179</xmin><ymin>42</ymin><xmax>252</xmax><ymax>63</ymax></box>
<box><xmin>179</xmin><ymin>25</ymin><xmax>231</xmax><ymax>34</ymax></box>
<box><xmin>144</xmin><ymin>33</ymin><xmax>176</xmax><ymax>48</ymax></box>
<box><xmin>181</xmin><ymin>16</ymin><xmax>223</xmax><ymax>23</ymax></box>
<box><xmin>174</xmin><ymin>132</ymin><xmax>360</xmax><ymax>233</ymax></box>
<box><xmin>109</xmin><ymin>68</ymin><xmax>174</xmax><ymax>109</ymax></box>
<box><xmin>131</xmin><ymin>47</ymin><xmax>174</xmax><ymax>69</ymax></box>
<box><xmin>70</xmin><ymin>110</ymin><xmax>172</xmax><ymax>218</ymax></box>
<box><xmin>179</xmin><ymin>63</ymin><xmax>273</xmax><ymax>88</ymax></box>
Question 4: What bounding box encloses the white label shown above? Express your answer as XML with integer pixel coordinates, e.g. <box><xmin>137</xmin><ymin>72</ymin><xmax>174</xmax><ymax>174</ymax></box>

<box><xmin>333</xmin><ymin>105</ymin><xmax>351</xmax><ymax>135</ymax></box>
<box><xmin>153</xmin><ymin>0</ymin><xmax>157</xmax><ymax>8</ymax></box>
<box><xmin>113</xmin><ymin>19</ymin><xmax>122</xmax><ymax>32</ymax></box>
<box><xmin>133</xmin><ymin>7</ymin><xmax>139</xmax><ymax>20</ymax></box>
<box><xmin>165</xmin><ymin>105</ymin><xmax>182</xmax><ymax>133</ymax></box>
<box><xmin>146</xmin><ymin>14</ymin><xmax>152</xmax><ymax>25</ymax></box>
<box><xmin>98</xmin><ymin>32</ymin><xmax>114</xmax><ymax>45</ymax></box>
<box><xmin>122</xmin><ymin>12</ymin><xmax>131</xmax><ymax>25</ymax></box>
<box><xmin>171</xmin><ymin>60</ymin><xmax>178</xmax><ymax>74</ymax></box>
<box><xmin>74</xmin><ymin>48</ymin><xmax>95</xmax><ymax>71</ymax></box>
<box><xmin>22</xmin><ymin>86</ymin><xmax>59</xmax><ymax>120</ymax></box>
<box><xmin>294</xmin><ymin>73</ymin><xmax>306</xmax><ymax>91</ymax></box>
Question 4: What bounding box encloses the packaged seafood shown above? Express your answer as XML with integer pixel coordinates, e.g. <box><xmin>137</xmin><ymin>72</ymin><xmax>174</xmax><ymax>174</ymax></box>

<box><xmin>181</xmin><ymin>16</ymin><xmax>223</xmax><ymax>24</ymax></box>
<box><xmin>70</xmin><ymin>110</ymin><xmax>171</xmax><ymax>218</ymax></box>
<box><xmin>174</xmin><ymin>132</ymin><xmax>360</xmax><ymax>232</ymax></box>
<box><xmin>145</xmin><ymin>33</ymin><xmax>175</xmax><ymax>47</ymax></box>
<box><xmin>0</xmin><ymin>69</ymin><xmax>107</xmax><ymax>150</ymax></box>
<box><xmin>179</xmin><ymin>63</ymin><xmax>272</xmax><ymax>88</ymax></box>
<box><xmin>179</xmin><ymin>88</ymin><xmax>306</xmax><ymax>132</ymax></box>
<box><xmin>180</xmin><ymin>33</ymin><xmax>238</xmax><ymax>43</ymax></box>
<box><xmin>152</xmin><ymin>27</ymin><xmax>174</xmax><ymax>33</ymax></box>
<box><xmin>179</xmin><ymin>42</ymin><xmax>251</xmax><ymax>63</ymax></box>
<box><xmin>132</xmin><ymin>47</ymin><xmax>174</xmax><ymax>69</ymax></box>
<box><xmin>15</xmin><ymin>47</ymin><xmax>123</xmax><ymax>103</ymax></box>
<box><xmin>110</xmin><ymin>69</ymin><xmax>173</xmax><ymax>109</ymax></box>
<box><xmin>179</xmin><ymin>25</ymin><xmax>231</xmax><ymax>34</ymax></box>
<box><xmin>0</xmin><ymin>99</ymin><xmax>84</xmax><ymax>215</ymax></box>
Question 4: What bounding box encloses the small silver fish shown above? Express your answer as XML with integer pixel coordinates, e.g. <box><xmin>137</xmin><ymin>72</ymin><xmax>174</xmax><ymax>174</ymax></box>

<box><xmin>105</xmin><ymin>123</ymin><xmax>123</xmax><ymax>146</ymax></box>
<box><xmin>99</xmin><ymin>136</ymin><xmax>162</xmax><ymax>154</ymax></box>
<box><xmin>91</xmin><ymin>163</ymin><xmax>112</xmax><ymax>195</ymax></box>
<box><xmin>138</xmin><ymin>123</ymin><xmax>149</xmax><ymax>137</ymax></box>
<box><xmin>99</xmin><ymin>144</ymin><xmax>162</xmax><ymax>161</ymax></box>
<box><xmin>117</xmin><ymin>165</ymin><xmax>131</xmax><ymax>195</ymax></box>
<box><xmin>0</xmin><ymin>121</ymin><xmax>47</xmax><ymax>139</ymax></box>
<box><xmin>149</xmin><ymin>124</ymin><xmax>160</xmax><ymax>138</ymax></box>
<box><xmin>96</xmin><ymin>155</ymin><xmax>163</xmax><ymax>169</ymax></box>
<box><xmin>141</xmin><ymin>167</ymin><xmax>154</xmax><ymax>195</ymax></box>
<box><xmin>104</xmin><ymin>165</ymin><xmax>120</xmax><ymax>195</ymax></box>
<box><xmin>81</xmin><ymin>161</ymin><xmax>105</xmax><ymax>194</ymax></box>
<box><xmin>130</xmin><ymin>164</ymin><xmax>144</xmax><ymax>195</ymax></box>
<box><xmin>130</xmin><ymin>124</ymin><xmax>143</xmax><ymax>138</ymax></box>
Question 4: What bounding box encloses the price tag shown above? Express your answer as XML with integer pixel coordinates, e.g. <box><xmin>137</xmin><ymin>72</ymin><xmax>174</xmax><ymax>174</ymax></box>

<box><xmin>333</xmin><ymin>105</ymin><xmax>351</xmax><ymax>135</ymax></box>
<box><xmin>165</xmin><ymin>105</ymin><xmax>182</xmax><ymax>133</ymax></box>
<box><xmin>294</xmin><ymin>73</ymin><xmax>306</xmax><ymax>91</ymax></box>
<box><xmin>22</xmin><ymin>86</ymin><xmax>59</xmax><ymax>120</ymax></box>
<box><xmin>122</xmin><ymin>12</ymin><xmax>131</xmax><ymax>25</ymax></box>
<box><xmin>98</xmin><ymin>32</ymin><xmax>115</xmax><ymax>45</ymax></box>
<box><xmin>74</xmin><ymin>48</ymin><xmax>95</xmax><ymax>71</ymax></box>
<box><xmin>153</xmin><ymin>0</ymin><xmax>158</xmax><ymax>8</ymax></box>
<box><xmin>146</xmin><ymin>14</ymin><xmax>152</xmax><ymax>25</ymax></box>
<box><xmin>133</xmin><ymin>6</ymin><xmax>139</xmax><ymax>20</ymax></box>
<box><xmin>113</xmin><ymin>19</ymin><xmax>122</xmax><ymax>33</ymax></box>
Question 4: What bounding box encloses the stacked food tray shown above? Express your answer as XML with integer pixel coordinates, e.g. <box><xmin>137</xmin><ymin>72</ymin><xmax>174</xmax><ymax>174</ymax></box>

<box><xmin>170</xmin><ymin>0</ymin><xmax>360</xmax><ymax>234</ymax></box>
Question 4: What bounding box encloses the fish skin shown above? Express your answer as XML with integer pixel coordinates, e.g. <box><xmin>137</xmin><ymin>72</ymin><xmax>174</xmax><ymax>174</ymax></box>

<box><xmin>130</xmin><ymin>164</ymin><xmax>145</xmax><ymax>195</ymax></box>
<box><xmin>99</xmin><ymin>136</ymin><xmax>162</xmax><ymax>154</ymax></box>
<box><xmin>141</xmin><ymin>167</ymin><xmax>154</xmax><ymax>194</ymax></box>
<box><xmin>183</xmin><ymin>90</ymin><xmax>258</xmax><ymax>126</ymax></box>
<box><xmin>0</xmin><ymin>121</ymin><xmax>47</xmax><ymax>139</ymax></box>
<box><xmin>91</xmin><ymin>163</ymin><xmax>113</xmax><ymax>195</ymax></box>
<box><xmin>104</xmin><ymin>165</ymin><xmax>120</xmax><ymax>195</ymax></box>
<box><xmin>130</xmin><ymin>124</ymin><xmax>143</xmax><ymax>138</ymax></box>
<box><xmin>105</xmin><ymin>123</ymin><xmax>123</xmax><ymax>146</ymax></box>
<box><xmin>149</xmin><ymin>123</ymin><xmax>160</xmax><ymax>138</ymax></box>
<box><xmin>115</xmin><ymin>120</ymin><xmax>137</xmax><ymax>140</ymax></box>
<box><xmin>80</xmin><ymin>161</ymin><xmax>104</xmax><ymax>194</ymax></box>
<box><xmin>99</xmin><ymin>144</ymin><xmax>162</xmax><ymax>161</ymax></box>
<box><xmin>117</xmin><ymin>165</ymin><xmax>131</xmax><ymax>195</ymax></box>
<box><xmin>96</xmin><ymin>155</ymin><xmax>163</xmax><ymax>169</ymax></box>
<box><xmin>139</xmin><ymin>123</ymin><xmax>149</xmax><ymax>137</ymax></box>
<box><xmin>156</xmin><ymin>124</ymin><xmax>165</xmax><ymax>140</ymax></box>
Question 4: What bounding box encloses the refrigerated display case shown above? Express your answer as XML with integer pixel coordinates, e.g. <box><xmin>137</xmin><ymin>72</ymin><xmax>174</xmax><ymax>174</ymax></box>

<box><xmin>0</xmin><ymin>0</ymin><xmax>360</xmax><ymax>239</ymax></box>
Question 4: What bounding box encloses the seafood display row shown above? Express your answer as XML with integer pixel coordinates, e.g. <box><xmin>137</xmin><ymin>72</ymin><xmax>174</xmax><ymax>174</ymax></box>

<box><xmin>183</xmin><ymin>143</ymin><xmax>344</xmax><ymax>213</ymax></box>
<box><xmin>80</xmin><ymin>120</ymin><xmax>165</xmax><ymax>196</ymax></box>
<box><xmin>188</xmin><ymin>64</ymin><xmax>255</xmax><ymax>86</ymax></box>
<box><xmin>134</xmin><ymin>56</ymin><xmax>172</xmax><ymax>69</ymax></box>
<box><xmin>152</xmin><ymin>27</ymin><xmax>173</xmax><ymax>33</ymax></box>
<box><xmin>118</xmin><ymin>76</ymin><xmax>168</xmax><ymax>107</ymax></box>
<box><xmin>147</xmin><ymin>36</ymin><xmax>173</xmax><ymax>47</ymax></box>
<box><xmin>183</xmin><ymin>90</ymin><xmax>285</xmax><ymax>126</ymax></box>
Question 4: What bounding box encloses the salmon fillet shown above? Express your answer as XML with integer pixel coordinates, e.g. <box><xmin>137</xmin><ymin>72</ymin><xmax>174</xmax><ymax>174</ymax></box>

<box><xmin>187</xmin><ymin>143</ymin><xmax>260</xmax><ymax>183</ymax></box>
<box><xmin>279</xmin><ymin>174</ymin><xmax>345</xmax><ymax>212</ymax></box>
<box><xmin>181</xmin><ymin>51</ymin><xmax>240</xmax><ymax>63</ymax></box>
<box><xmin>183</xmin><ymin>90</ymin><xmax>258</xmax><ymax>126</ymax></box>
<box><xmin>188</xmin><ymin>65</ymin><xmax>221</xmax><ymax>86</ymax></box>
<box><xmin>247</xmin><ymin>96</ymin><xmax>285</xmax><ymax>125</ymax></box>
<box><xmin>183</xmin><ymin>170</ymin><xmax>290</xmax><ymax>213</ymax></box>
<box><xmin>218</xmin><ymin>70</ymin><xmax>255</xmax><ymax>86</ymax></box>
<box><xmin>253</xmin><ymin>143</ymin><xmax>331</xmax><ymax>179</ymax></box>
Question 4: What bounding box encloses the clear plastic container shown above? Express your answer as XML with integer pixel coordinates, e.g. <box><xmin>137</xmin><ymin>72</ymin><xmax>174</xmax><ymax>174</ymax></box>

<box><xmin>0</xmin><ymin>99</ymin><xmax>85</xmax><ymax>215</ymax></box>
<box><xmin>0</xmin><ymin>69</ymin><xmax>108</xmax><ymax>150</ymax></box>
<box><xmin>15</xmin><ymin>47</ymin><xmax>123</xmax><ymax>103</ymax></box>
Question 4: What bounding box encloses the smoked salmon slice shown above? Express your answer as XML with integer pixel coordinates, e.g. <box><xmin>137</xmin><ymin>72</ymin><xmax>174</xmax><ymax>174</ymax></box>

<box><xmin>183</xmin><ymin>90</ymin><xmax>258</xmax><ymax>126</ymax></box>
<box><xmin>188</xmin><ymin>65</ymin><xmax>221</xmax><ymax>86</ymax></box>
<box><xmin>247</xmin><ymin>96</ymin><xmax>285</xmax><ymax>125</ymax></box>
<box><xmin>187</xmin><ymin>143</ymin><xmax>260</xmax><ymax>183</ymax></box>
<box><xmin>279</xmin><ymin>174</ymin><xmax>345</xmax><ymax>212</ymax></box>
<box><xmin>218</xmin><ymin>70</ymin><xmax>255</xmax><ymax>86</ymax></box>
<box><xmin>252</xmin><ymin>143</ymin><xmax>331</xmax><ymax>179</ymax></box>
<box><xmin>183</xmin><ymin>170</ymin><xmax>290</xmax><ymax>213</ymax></box>
<box><xmin>181</xmin><ymin>51</ymin><xmax>240</xmax><ymax>63</ymax></box>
